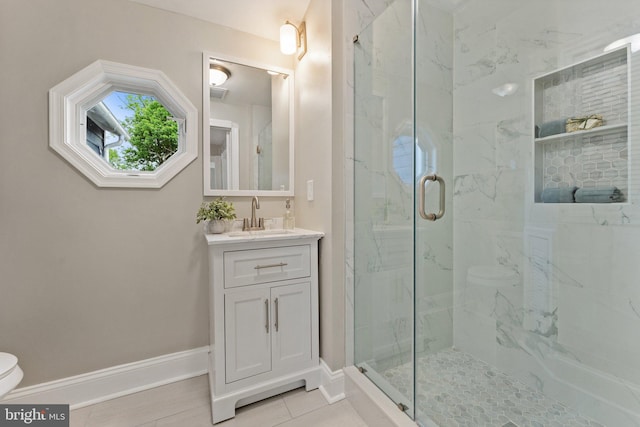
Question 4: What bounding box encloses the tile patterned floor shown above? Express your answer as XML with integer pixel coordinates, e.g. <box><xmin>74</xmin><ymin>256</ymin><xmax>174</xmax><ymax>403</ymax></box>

<box><xmin>68</xmin><ymin>353</ymin><xmax>608</xmax><ymax>427</ymax></box>
<box><xmin>380</xmin><ymin>349</ymin><xmax>604</xmax><ymax>427</ymax></box>
<box><xmin>69</xmin><ymin>375</ymin><xmax>368</xmax><ymax>427</ymax></box>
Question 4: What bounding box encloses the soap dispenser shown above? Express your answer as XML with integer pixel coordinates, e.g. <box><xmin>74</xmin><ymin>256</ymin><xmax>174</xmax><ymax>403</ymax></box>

<box><xmin>283</xmin><ymin>199</ymin><xmax>295</xmax><ymax>230</ymax></box>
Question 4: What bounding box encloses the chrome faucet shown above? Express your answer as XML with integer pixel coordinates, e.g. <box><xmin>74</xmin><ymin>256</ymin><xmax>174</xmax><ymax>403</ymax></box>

<box><xmin>243</xmin><ymin>196</ymin><xmax>265</xmax><ymax>231</ymax></box>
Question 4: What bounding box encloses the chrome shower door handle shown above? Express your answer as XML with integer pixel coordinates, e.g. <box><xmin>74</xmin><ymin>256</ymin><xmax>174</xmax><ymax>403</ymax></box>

<box><xmin>419</xmin><ymin>174</ymin><xmax>445</xmax><ymax>221</ymax></box>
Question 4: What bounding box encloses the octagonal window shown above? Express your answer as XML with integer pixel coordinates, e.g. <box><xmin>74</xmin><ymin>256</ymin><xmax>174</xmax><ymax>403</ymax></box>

<box><xmin>49</xmin><ymin>60</ymin><xmax>197</xmax><ymax>188</ymax></box>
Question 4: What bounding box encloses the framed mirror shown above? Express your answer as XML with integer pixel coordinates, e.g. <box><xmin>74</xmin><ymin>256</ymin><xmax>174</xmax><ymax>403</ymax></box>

<box><xmin>202</xmin><ymin>52</ymin><xmax>294</xmax><ymax>196</ymax></box>
<box><xmin>49</xmin><ymin>60</ymin><xmax>198</xmax><ymax>188</ymax></box>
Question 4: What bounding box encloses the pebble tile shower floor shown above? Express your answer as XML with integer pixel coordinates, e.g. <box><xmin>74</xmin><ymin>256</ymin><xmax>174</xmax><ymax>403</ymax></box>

<box><xmin>379</xmin><ymin>349</ymin><xmax>604</xmax><ymax>427</ymax></box>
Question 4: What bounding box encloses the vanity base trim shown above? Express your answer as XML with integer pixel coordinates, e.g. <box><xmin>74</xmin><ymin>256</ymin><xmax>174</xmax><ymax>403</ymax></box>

<box><xmin>210</xmin><ymin>365</ymin><xmax>321</xmax><ymax>424</ymax></box>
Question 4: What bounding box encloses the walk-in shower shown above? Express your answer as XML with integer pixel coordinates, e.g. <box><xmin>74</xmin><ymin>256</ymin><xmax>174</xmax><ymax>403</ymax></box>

<box><xmin>352</xmin><ymin>0</ymin><xmax>640</xmax><ymax>425</ymax></box>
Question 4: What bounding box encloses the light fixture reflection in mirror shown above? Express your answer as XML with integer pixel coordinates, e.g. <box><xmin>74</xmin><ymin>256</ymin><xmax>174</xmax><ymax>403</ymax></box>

<box><xmin>209</xmin><ymin>64</ymin><xmax>231</xmax><ymax>86</ymax></box>
<box><xmin>203</xmin><ymin>53</ymin><xmax>294</xmax><ymax>196</ymax></box>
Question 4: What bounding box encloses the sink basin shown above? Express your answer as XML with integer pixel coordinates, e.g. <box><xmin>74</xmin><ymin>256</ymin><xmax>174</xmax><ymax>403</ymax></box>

<box><xmin>226</xmin><ymin>229</ymin><xmax>296</xmax><ymax>237</ymax></box>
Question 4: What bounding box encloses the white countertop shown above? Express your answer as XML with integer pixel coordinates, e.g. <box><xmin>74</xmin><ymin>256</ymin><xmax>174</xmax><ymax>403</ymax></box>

<box><xmin>205</xmin><ymin>228</ymin><xmax>324</xmax><ymax>246</ymax></box>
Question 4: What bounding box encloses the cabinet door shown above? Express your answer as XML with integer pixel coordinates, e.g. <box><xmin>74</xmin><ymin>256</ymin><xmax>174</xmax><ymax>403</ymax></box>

<box><xmin>271</xmin><ymin>282</ymin><xmax>312</xmax><ymax>372</ymax></box>
<box><xmin>225</xmin><ymin>288</ymin><xmax>271</xmax><ymax>383</ymax></box>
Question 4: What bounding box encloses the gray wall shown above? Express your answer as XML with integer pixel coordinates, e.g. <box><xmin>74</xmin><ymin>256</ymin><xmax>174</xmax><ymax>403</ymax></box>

<box><xmin>294</xmin><ymin>0</ymin><xmax>347</xmax><ymax>371</ymax></box>
<box><xmin>0</xmin><ymin>0</ymin><xmax>295</xmax><ymax>386</ymax></box>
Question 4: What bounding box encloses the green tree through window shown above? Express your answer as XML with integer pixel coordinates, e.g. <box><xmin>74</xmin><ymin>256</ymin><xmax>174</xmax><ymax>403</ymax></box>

<box><xmin>110</xmin><ymin>95</ymin><xmax>178</xmax><ymax>171</ymax></box>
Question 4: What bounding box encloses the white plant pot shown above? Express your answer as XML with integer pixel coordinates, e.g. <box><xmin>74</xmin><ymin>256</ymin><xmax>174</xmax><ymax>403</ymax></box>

<box><xmin>207</xmin><ymin>220</ymin><xmax>226</xmax><ymax>234</ymax></box>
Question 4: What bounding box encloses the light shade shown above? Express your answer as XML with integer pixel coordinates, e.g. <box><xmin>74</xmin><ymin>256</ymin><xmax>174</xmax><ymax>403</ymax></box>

<box><xmin>280</xmin><ymin>22</ymin><xmax>298</xmax><ymax>55</ymax></box>
<box><xmin>209</xmin><ymin>65</ymin><xmax>230</xmax><ymax>86</ymax></box>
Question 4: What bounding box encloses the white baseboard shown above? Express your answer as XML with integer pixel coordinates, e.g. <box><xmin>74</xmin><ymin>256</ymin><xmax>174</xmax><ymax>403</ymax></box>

<box><xmin>318</xmin><ymin>358</ymin><xmax>345</xmax><ymax>404</ymax></box>
<box><xmin>1</xmin><ymin>347</ymin><xmax>210</xmax><ymax>409</ymax></box>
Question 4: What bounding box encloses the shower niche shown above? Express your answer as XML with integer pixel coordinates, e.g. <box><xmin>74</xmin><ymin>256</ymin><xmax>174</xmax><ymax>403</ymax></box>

<box><xmin>533</xmin><ymin>47</ymin><xmax>629</xmax><ymax>203</ymax></box>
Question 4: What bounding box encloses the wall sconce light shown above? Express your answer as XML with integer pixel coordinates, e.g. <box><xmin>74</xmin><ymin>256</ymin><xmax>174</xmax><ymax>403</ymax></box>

<box><xmin>209</xmin><ymin>64</ymin><xmax>231</xmax><ymax>86</ymax></box>
<box><xmin>280</xmin><ymin>21</ymin><xmax>307</xmax><ymax>60</ymax></box>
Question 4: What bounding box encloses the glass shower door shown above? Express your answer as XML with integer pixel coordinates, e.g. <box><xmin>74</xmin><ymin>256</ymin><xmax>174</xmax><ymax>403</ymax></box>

<box><xmin>353</xmin><ymin>0</ymin><xmax>416</xmax><ymax>418</ymax></box>
<box><xmin>412</xmin><ymin>0</ymin><xmax>455</xmax><ymax>424</ymax></box>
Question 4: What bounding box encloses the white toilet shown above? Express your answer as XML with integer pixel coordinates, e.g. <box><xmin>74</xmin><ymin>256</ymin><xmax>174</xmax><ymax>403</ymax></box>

<box><xmin>0</xmin><ymin>353</ymin><xmax>23</xmax><ymax>399</ymax></box>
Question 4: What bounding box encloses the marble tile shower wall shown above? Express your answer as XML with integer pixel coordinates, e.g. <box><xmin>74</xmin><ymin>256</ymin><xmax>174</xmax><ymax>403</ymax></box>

<box><xmin>352</xmin><ymin>0</ymin><xmax>416</xmax><ymax>369</ymax></box>
<box><xmin>347</xmin><ymin>0</ymin><xmax>640</xmax><ymax>425</ymax></box>
<box><xmin>453</xmin><ymin>0</ymin><xmax>640</xmax><ymax>425</ymax></box>
<box><xmin>414</xmin><ymin>1</ymin><xmax>454</xmax><ymax>360</ymax></box>
<box><xmin>344</xmin><ymin>0</ymin><xmax>397</xmax><ymax>368</ymax></box>
<box><xmin>351</xmin><ymin>0</ymin><xmax>454</xmax><ymax>371</ymax></box>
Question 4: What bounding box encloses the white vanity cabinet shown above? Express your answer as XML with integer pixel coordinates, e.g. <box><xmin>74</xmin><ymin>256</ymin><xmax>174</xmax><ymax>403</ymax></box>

<box><xmin>223</xmin><ymin>281</ymin><xmax>312</xmax><ymax>384</ymax></box>
<box><xmin>206</xmin><ymin>230</ymin><xmax>323</xmax><ymax>424</ymax></box>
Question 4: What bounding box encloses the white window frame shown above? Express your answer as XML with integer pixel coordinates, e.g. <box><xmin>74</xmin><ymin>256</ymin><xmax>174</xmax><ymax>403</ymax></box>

<box><xmin>49</xmin><ymin>60</ymin><xmax>197</xmax><ymax>188</ymax></box>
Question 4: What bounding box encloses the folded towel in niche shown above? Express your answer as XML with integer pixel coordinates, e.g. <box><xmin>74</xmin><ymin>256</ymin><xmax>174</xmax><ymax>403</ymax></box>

<box><xmin>541</xmin><ymin>186</ymin><xmax>577</xmax><ymax>203</ymax></box>
<box><xmin>574</xmin><ymin>186</ymin><xmax>623</xmax><ymax>203</ymax></box>
<box><xmin>535</xmin><ymin>119</ymin><xmax>567</xmax><ymax>138</ymax></box>
<box><xmin>566</xmin><ymin>114</ymin><xmax>604</xmax><ymax>133</ymax></box>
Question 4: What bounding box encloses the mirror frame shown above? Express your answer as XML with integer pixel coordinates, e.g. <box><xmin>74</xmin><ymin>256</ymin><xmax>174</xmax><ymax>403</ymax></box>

<box><xmin>49</xmin><ymin>60</ymin><xmax>198</xmax><ymax>188</ymax></box>
<box><xmin>202</xmin><ymin>52</ymin><xmax>295</xmax><ymax>196</ymax></box>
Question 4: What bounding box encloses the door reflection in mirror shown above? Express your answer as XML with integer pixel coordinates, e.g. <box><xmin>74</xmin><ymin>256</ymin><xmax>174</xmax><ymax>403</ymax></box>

<box><xmin>209</xmin><ymin>119</ymin><xmax>239</xmax><ymax>190</ymax></box>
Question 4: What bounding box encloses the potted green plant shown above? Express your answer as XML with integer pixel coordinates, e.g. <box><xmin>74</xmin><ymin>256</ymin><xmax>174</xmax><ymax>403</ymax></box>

<box><xmin>196</xmin><ymin>198</ymin><xmax>236</xmax><ymax>234</ymax></box>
